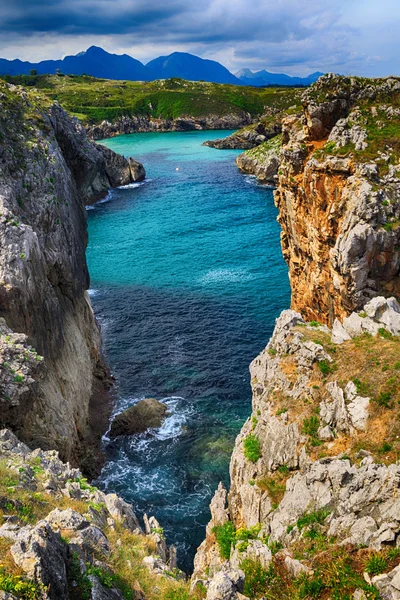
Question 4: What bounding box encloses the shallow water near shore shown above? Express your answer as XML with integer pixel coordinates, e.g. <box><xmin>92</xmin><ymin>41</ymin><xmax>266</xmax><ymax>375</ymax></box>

<box><xmin>86</xmin><ymin>130</ymin><xmax>290</xmax><ymax>570</ymax></box>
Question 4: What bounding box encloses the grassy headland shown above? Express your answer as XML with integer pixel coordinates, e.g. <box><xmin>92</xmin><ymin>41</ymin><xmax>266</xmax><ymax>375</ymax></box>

<box><xmin>0</xmin><ymin>73</ymin><xmax>302</xmax><ymax>124</ymax></box>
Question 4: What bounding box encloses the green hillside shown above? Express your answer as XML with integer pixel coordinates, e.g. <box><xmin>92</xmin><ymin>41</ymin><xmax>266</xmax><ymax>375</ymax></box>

<box><xmin>1</xmin><ymin>73</ymin><xmax>302</xmax><ymax>124</ymax></box>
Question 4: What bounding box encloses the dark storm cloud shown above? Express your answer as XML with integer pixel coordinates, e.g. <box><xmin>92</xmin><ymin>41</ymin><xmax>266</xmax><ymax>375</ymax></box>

<box><xmin>0</xmin><ymin>0</ymin><xmax>338</xmax><ymax>44</ymax></box>
<box><xmin>0</xmin><ymin>0</ymin><xmax>398</xmax><ymax>76</ymax></box>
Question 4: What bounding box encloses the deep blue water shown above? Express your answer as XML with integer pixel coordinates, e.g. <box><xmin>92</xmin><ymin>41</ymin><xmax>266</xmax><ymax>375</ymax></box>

<box><xmin>86</xmin><ymin>130</ymin><xmax>290</xmax><ymax>570</ymax></box>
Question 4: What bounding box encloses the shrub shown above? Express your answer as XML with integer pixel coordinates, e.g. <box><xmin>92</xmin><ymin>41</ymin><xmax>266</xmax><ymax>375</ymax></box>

<box><xmin>302</xmin><ymin>415</ymin><xmax>319</xmax><ymax>438</ymax></box>
<box><xmin>241</xmin><ymin>558</ymin><xmax>274</xmax><ymax>597</ymax></box>
<box><xmin>212</xmin><ymin>521</ymin><xmax>236</xmax><ymax>560</ymax></box>
<box><xmin>318</xmin><ymin>360</ymin><xmax>334</xmax><ymax>375</ymax></box>
<box><xmin>378</xmin><ymin>327</ymin><xmax>393</xmax><ymax>340</ymax></box>
<box><xmin>243</xmin><ymin>434</ymin><xmax>261</xmax><ymax>463</ymax></box>
<box><xmin>375</xmin><ymin>391</ymin><xmax>392</xmax><ymax>408</ymax></box>
<box><xmin>299</xmin><ymin>576</ymin><xmax>325</xmax><ymax>598</ymax></box>
<box><xmin>366</xmin><ymin>554</ymin><xmax>388</xmax><ymax>575</ymax></box>
<box><xmin>297</xmin><ymin>508</ymin><xmax>331</xmax><ymax>530</ymax></box>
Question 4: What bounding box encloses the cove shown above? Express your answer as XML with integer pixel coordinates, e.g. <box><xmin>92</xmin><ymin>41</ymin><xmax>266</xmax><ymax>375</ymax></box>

<box><xmin>86</xmin><ymin>130</ymin><xmax>290</xmax><ymax>570</ymax></box>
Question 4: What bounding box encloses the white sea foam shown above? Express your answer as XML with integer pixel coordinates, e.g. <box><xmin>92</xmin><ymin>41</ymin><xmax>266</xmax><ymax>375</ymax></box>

<box><xmin>199</xmin><ymin>268</ymin><xmax>254</xmax><ymax>285</ymax></box>
<box><xmin>117</xmin><ymin>179</ymin><xmax>151</xmax><ymax>189</ymax></box>
<box><xmin>87</xmin><ymin>289</ymin><xmax>98</xmax><ymax>297</ymax></box>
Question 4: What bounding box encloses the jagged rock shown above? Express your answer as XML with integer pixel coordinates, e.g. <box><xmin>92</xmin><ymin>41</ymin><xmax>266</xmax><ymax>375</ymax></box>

<box><xmin>236</xmin><ymin>135</ymin><xmax>281</xmax><ymax>184</ymax></box>
<box><xmin>230</xmin><ymin>540</ymin><xmax>272</xmax><ymax>571</ymax></box>
<box><xmin>11</xmin><ymin>520</ymin><xmax>69</xmax><ymax>600</ymax></box>
<box><xmin>104</xmin><ymin>493</ymin><xmax>142</xmax><ymax>533</ymax></box>
<box><xmin>129</xmin><ymin>158</ymin><xmax>146</xmax><ymax>182</ymax></box>
<box><xmin>70</xmin><ymin>525</ymin><xmax>110</xmax><ymax>558</ymax></box>
<box><xmin>206</xmin><ymin>570</ymin><xmax>247</xmax><ymax>600</ymax></box>
<box><xmin>46</xmin><ymin>508</ymin><xmax>90</xmax><ymax>532</ymax></box>
<box><xmin>110</xmin><ymin>398</ymin><xmax>168</xmax><ymax>437</ymax></box>
<box><xmin>372</xmin><ymin>564</ymin><xmax>400</xmax><ymax>599</ymax></box>
<box><xmin>87</xmin><ymin>113</ymin><xmax>252</xmax><ymax>140</ymax></box>
<box><xmin>208</xmin><ymin>483</ymin><xmax>229</xmax><ymax>530</ymax></box>
<box><xmin>204</xmin><ymin>119</ymin><xmax>281</xmax><ymax>150</ymax></box>
<box><xmin>283</xmin><ymin>553</ymin><xmax>313</xmax><ymax>578</ymax></box>
<box><xmin>364</xmin><ymin>296</ymin><xmax>400</xmax><ymax>336</ymax></box>
<box><xmin>320</xmin><ymin>382</ymin><xmax>353</xmax><ymax>434</ymax></box>
<box><xmin>331</xmin><ymin>318</ymin><xmax>352</xmax><ymax>344</ymax></box>
<box><xmin>88</xmin><ymin>576</ymin><xmax>125</xmax><ymax>600</ymax></box>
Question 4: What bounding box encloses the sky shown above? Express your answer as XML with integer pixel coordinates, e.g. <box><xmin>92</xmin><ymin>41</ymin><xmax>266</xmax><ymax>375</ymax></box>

<box><xmin>0</xmin><ymin>0</ymin><xmax>398</xmax><ymax>76</ymax></box>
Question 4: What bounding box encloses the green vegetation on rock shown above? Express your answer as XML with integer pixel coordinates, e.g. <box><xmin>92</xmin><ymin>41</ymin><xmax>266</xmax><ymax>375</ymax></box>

<box><xmin>0</xmin><ymin>74</ymin><xmax>302</xmax><ymax>124</ymax></box>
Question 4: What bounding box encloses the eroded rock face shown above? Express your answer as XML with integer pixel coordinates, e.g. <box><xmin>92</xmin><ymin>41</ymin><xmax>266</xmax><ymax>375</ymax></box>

<box><xmin>0</xmin><ymin>82</ymin><xmax>145</xmax><ymax>471</ymax></box>
<box><xmin>192</xmin><ymin>300</ymin><xmax>400</xmax><ymax>595</ymax></box>
<box><xmin>204</xmin><ymin>119</ymin><xmax>281</xmax><ymax>150</ymax></box>
<box><xmin>236</xmin><ymin>135</ymin><xmax>281</xmax><ymax>184</ymax></box>
<box><xmin>274</xmin><ymin>75</ymin><xmax>400</xmax><ymax>325</ymax></box>
<box><xmin>0</xmin><ymin>429</ymin><xmax>182</xmax><ymax>599</ymax></box>
<box><xmin>87</xmin><ymin>113</ymin><xmax>252</xmax><ymax>140</ymax></box>
<box><xmin>109</xmin><ymin>398</ymin><xmax>168</xmax><ymax>437</ymax></box>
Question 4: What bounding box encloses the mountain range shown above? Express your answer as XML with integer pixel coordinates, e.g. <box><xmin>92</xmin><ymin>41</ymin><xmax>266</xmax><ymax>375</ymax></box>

<box><xmin>0</xmin><ymin>45</ymin><xmax>323</xmax><ymax>87</ymax></box>
<box><xmin>235</xmin><ymin>68</ymin><xmax>323</xmax><ymax>87</ymax></box>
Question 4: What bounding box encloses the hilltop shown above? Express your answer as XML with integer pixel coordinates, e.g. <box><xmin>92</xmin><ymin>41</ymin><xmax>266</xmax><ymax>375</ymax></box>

<box><xmin>0</xmin><ymin>74</ymin><xmax>303</xmax><ymax>136</ymax></box>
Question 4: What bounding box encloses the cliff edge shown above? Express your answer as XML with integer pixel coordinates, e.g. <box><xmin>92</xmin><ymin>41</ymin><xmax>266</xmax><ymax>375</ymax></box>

<box><xmin>192</xmin><ymin>76</ymin><xmax>400</xmax><ymax>600</ymax></box>
<box><xmin>0</xmin><ymin>81</ymin><xmax>145</xmax><ymax>475</ymax></box>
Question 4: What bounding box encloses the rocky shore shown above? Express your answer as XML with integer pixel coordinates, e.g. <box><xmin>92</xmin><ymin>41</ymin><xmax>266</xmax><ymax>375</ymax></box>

<box><xmin>86</xmin><ymin>112</ymin><xmax>253</xmax><ymax>140</ymax></box>
<box><xmin>203</xmin><ymin>116</ymin><xmax>282</xmax><ymax>150</ymax></box>
<box><xmin>0</xmin><ymin>429</ymin><xmax>188</xmax><ymax>600</ymax></box>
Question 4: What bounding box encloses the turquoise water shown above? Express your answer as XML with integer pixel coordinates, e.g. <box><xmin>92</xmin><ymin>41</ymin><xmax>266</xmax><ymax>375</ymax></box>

<box><xmin>86</xmin><ymin>130</ymin><xmax>290</xmax><ymax>570</ymax></box>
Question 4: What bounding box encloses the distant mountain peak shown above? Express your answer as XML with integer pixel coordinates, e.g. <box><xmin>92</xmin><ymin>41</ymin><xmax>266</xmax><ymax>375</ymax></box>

<box><xmin>0</xmin><ymin>46</ymin><xmax>325</xmax><ymax>87</ymax></box>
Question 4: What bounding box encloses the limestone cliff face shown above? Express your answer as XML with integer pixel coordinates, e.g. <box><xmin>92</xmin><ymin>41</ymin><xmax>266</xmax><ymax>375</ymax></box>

<box><xmin>192</xmin><ymin>76</ymin><xmax>400</xmax><ymax>600</ymax></box>
<box><xmin>0</xmin><ymin>82</ymin><xmax>145</xmax><ymax>474</ymax></box>
<box><xmin>87</xmin><ymin>112</ymin><xmax>252</xmax><ymax>140</ymax></box>
<box><xmin>275</xmin><ymin>75</ymin><xmax>400</xmax><ymax>326</ymax></box>
<box><xmin>193</xmin><ymin>299</ymin><xmax>400</xmax><ymax>599</ymax></box>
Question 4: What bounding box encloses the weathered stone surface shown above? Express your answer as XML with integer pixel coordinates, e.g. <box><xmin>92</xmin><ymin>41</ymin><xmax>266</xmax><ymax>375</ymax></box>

<box><xmin>87</xmin><ymin>113</ymin><xmax>252</xmax><ymax>140</ymax></box>
<box><xmin>110</xmin><ymin>398</ymin><xmax>168</xmax><ymax>437</ymax></box>
<box><xmin>274</xmin><ymin>75</ymin><xmax>400</xmax><ymax>326</ymax></box>
<box><xmin>236</xmin><ymin>135</ymin><xmax>281</xmax><ymax>184</ymax></box>
<box><xmin>104</xmin><ymin>493</ymin><xmax>142</xmax><ymax>532</ymax></box>
<box><xmin>206</xmin><ymin>570</ymin><xmax>247</xmax><ymax>600</ymax></box>
<box><xmin>204</xmin><ymin>119</ymin><xmax>281</xmax><ymax>150</ymax></box>
<box><xmin>0</xmin><ymin>82</ymin><xmax>144</xmax><ymax>472</ymax></box>
<box><xmin>11</xmin><ymin>520</ymin><xmax>69</xmax><ymax>600</ymax></box>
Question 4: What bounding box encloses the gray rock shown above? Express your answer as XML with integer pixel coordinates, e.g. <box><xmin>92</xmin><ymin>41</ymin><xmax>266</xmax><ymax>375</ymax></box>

<box><xmin>11</xmin><ymin>520</ymin><xmax>69</xmax><ymax>600</ymax></box>
<box><xmin>104</xmin><ymin>493</ymin><xmax>142</xmax><ymax>533</ymax></box>
<box><xmin>110</xmin><ymin>398</ymin><xmax>168</xmax><ymax>437</ymax></box>
<box><xmin>206</xmin><ymin>570</ymin><xmax>247</xmax><ymax>600</ymax></box>
<box><xmin>89</xmin><ymin>575</ymin><xmax>125</xmax><ymax>600</ymax></box>
<box><xmin>230</xmin><ymin>540</ymin><xmax>272</xmax><ymax>571</ymax></box>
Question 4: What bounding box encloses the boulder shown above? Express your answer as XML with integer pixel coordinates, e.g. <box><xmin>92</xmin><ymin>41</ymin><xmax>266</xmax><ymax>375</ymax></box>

<box><xmin>129</xmin><ymin>158</ymin><xmax>146</xmax><ymax>182</ymax></box>
<box><xmin>110</xmin><ymin>398</ymin><xmax>168</xmax><ymax>437</ymax></box>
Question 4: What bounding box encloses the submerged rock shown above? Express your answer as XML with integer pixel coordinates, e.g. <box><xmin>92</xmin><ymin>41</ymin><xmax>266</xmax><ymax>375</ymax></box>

<box><xmin>110</xmin><ymin>398</ymin><xmax>168</xmax><ymax>437</ymax></box>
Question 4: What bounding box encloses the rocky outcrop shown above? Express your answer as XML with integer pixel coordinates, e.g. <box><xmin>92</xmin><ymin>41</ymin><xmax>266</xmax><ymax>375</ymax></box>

<box><xmin>236</xmin><ymin>135</ymin><xmax>282</xmax><ymax>184</ymax></box>
<box><xmin>275</xmin><ymin>74</ymin><xmax>400</xmax><ymax>325</ymax></box>
<box><xmin>192</xmin><ymin>298</ymin><xmax>400</xmax><ymax>598</ymax></box>
<box><xmin>204</xmin><ymin>118</ymin><xmax>281</xmax><ymax>150</ymax></box>
<box><xmin>0</xmin><ymin>429</ymin><xmax>184</xmax><ymax>600</ymax></box>
<box><xmin>0</xmin><ymin>81</ymin><xmax>145</xmax><ymax>474</ymax></box>
<box><xmin>86</xmin><ymin>113</ymin><xmax>252</xmax><ymax>140</ymax></box>
<box><xmin>109</xmin><ymin>398</ymin><xmax>168</xmax><ymax>438</ymax></box>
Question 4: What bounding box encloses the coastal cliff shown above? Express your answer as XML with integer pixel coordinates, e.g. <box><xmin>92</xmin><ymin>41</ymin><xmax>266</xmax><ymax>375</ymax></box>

<box><xmin>277</xmin><ymin>75</ymin><xmax>400</xmax><ymax>324</ymax></box>
<box><xmin>192</xmin><ymin>76</ymin><xmax>400</xmax><ymax>600</ymax></box>
<box><xmin>0</xmin><ymin>81</ymin><xmax>145</xmax><ymax>475</ymax></box>
<box><xmin>86</xmin><ymin>112</ymin><xmax>252</xmax><ymax>140</ymax></box>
